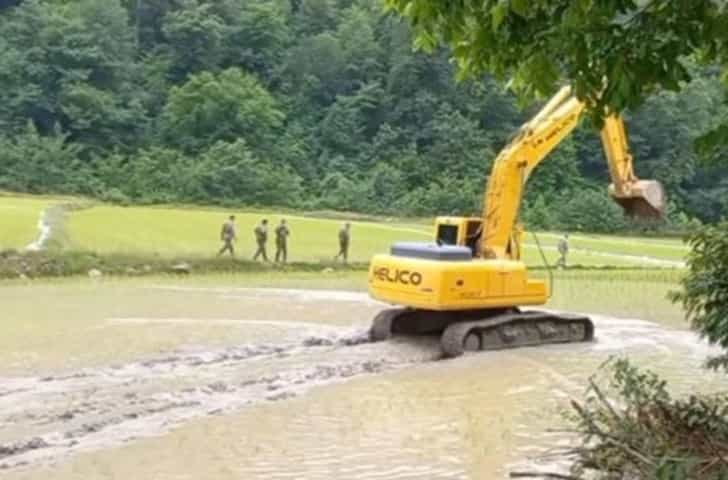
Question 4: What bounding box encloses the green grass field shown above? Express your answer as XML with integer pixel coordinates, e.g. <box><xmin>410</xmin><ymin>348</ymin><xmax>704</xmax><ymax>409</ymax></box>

<box><xmin>66</xmin><ymin>206</ymin><xmax>435</xmax><ymax>263</ymax></box>
<box><xmin>0</xmin><ymin>195</ymin><xmax>58</xmax><ymax>250</ymax></box>
<box><xmin>533</xmin><ymin>232</ymin><xmax>688</xmax><ymax>262</ymax></box>
<box><xmin>65</xmin><ymin>204</ymin><xmax>687</xmax><ymax>267</ymax></box>
<box><xmin>0</xmin><ymin>194</ymin><xmax>689</xmax><ymax>268</ymax></box>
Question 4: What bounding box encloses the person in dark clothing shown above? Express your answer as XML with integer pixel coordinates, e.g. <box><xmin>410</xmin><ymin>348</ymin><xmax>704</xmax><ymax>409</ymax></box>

<box><xmin>556</xmin><ymin>233</ymin><xmax>569</xmax><ymax>268</ymax></box>
<box><xmin>217</xmin><ymin>215</ymin><xmax>236</xmax><ymax>257</ymax></box>
<box><xmin>253</xmin><ymin>219</ymin><xmax>269</xmax><ymax>261</ymax></box>
<box><xmin>334</xmin><ymin>222</ymin><xmax>351</xmax><ymax>263</ymax></box>
<box><xmin>275</xmin><ymin>219</ymin><xmax>290</xmax><ymax>263</ymax></box>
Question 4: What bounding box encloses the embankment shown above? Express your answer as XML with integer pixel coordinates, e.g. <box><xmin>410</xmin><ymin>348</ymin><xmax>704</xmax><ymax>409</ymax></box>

<box><xmin>0</xmin><ymin>249</ymin><xmax>681</xmax><ymax>280</ymax></box>
<box><xmin>0</xmin><ymin>250</ymin><xmax>368</xmax><ymax>279</ymax></box>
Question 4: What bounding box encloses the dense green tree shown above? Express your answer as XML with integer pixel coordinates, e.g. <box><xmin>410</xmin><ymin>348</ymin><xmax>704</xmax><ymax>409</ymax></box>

<box><xmin>121</xmin><ymin>146</ymin><xmax>190</xmax><ymax>202</ymax></box>
<box><xmin>422</xmin><ymin>104</ymin><xmax>494</xmax><ymax>179</ymax></box>
<box><xmin>317</xmin><ymin>172</ymin><xmax>371</xmax><ymax>212</ymax></box>
<box><xmin>0</xmin><ymin>0</ymin><xmax>22</xmax><ymax>10</ymax></box>
<box><xmin>0</xmin><ymin>0</ymin><xmax>724</xmax><ymax>230</ymax></box>
<box><xmin>0</xmin><ymin>123</ymin><xmax>89</xmax><ymax>194</ymax></box>
<box><xmin>0</xmin><ymin>0</ymin><xmax>141</xmax><ymax>144</ymax></box>
<box><xmin>160</xmin><ymin>68</ymin><xmax>284</xmax><ymax>153</ymax></box>
<box><xmin>284</xmin><ymin>33</ymin><xmax>346</xmax><ymax>106</ymax></box>
<box><xmin>336</xmin><ymin>5</ymin><xmax>383</xmax><ymax>90</ymax></box>
<box><xmin>133</xmin><ymin>0</ymin><xmax>176</xmax><ymax>51</ymax></box>
<box><xmin>187</xmin><ymin>140</ymin><xmax>303</xmax><ymax>206</ymax></box>
<box><xmin>162</xmin><ymin>0</ymin><xmax>225</xmax><ymax>81</ymax></box>
<box><xmin>560</xmin><ymin>188</ymin><xmax>628</xmax><ymax>233</ymax></box>
<box><xmin>223</xmin><ymin>0</ymin><xmax>291</xmax><ymax>80</ymax></box>
<box><xmin>293</xmin><ymin>0</ymin><xmax>337</xmax><ymax>37</ymax></box>
<box><xmin>318</xmin><ymin>82</ymin><xmax>383</xmax><ymax>162</ymax></box>
<box><xmin>524</xmin><ymin>138</ymin><xmax>583</xmax><ymax>205</ymax></box>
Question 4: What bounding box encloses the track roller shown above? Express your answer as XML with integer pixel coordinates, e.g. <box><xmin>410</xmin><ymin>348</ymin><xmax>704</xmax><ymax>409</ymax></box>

<box><xmin>440</xmin><ymin>311</ymin><xmax>594</xmax><ymax>358</ymax></box>
<box><xmin>368</xmin><ymin>307</ymin><xmax>594</xmax><ymax>358</ymax></box>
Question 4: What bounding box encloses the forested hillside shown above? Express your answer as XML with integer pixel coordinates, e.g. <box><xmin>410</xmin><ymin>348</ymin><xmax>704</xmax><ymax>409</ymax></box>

<box><xmin>0</xmin><ymin>0</ymin><xmax>725</xmax><ymax>232</ymax></box>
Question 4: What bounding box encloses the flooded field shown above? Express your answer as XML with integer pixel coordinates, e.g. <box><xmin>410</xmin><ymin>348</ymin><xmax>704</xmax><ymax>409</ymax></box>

<box><xmin>1</xmin><ymin>277</ymin><xmax>725</xmax><ymax>479</ymax></box>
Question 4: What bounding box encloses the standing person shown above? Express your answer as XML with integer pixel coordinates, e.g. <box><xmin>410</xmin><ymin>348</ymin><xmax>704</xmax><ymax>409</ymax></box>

<box><xmin>253</xmin><ymin>219</ymin><xmax>269</xmax><ymax>261</ymax></box>
<box><xmin>556</xmin><ymin>233</ymin><xmax>569</xmax><ymax>269</ymax></box>
<box><xmin>334</xmin><ymin>222</ymin><xmax>351</xmax><ymax>264</ymax></box>
<box><xmin>275</xmin><ymin>219</ymin><xmax>290</xmax><ymax>263</ymax></box>
<box><xmin>217</xmin><ymin>215</ymin><xmax>236</xmax><ymax>257</ymax></box>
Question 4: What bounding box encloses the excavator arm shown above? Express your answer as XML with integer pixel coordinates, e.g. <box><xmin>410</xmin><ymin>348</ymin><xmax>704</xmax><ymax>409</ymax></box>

<box><xmin>601</xmin><ymin>116</ymin><xmax>666</xmax><ymax>219</ymax></box>
<box><xmin>481</xmin><ymin>86</ymin><xmax>665</xmax><ymax>260</ymax></box>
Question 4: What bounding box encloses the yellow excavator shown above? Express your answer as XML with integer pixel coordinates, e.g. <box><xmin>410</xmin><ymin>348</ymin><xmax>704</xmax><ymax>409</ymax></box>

<box><xmin>367</xmin><ymin>85</ymin><xmax>666</xmax><ymax>357</ymax></box>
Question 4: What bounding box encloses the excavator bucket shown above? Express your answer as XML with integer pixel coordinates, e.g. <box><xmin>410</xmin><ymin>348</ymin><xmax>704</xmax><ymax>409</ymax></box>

<box><xmin>609</xmin><ymin>180</ymin><xmax>666</xmax><ymax>220</ymax></box>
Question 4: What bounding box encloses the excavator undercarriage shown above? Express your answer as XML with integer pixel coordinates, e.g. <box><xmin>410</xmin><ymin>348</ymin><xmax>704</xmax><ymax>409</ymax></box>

<box><xmin>370</xmin><ymin>307</ymin><xmax>594</xmax><ymax>358</ymax></box>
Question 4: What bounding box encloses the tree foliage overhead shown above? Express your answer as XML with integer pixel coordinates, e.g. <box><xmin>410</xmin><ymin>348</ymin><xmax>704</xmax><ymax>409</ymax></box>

<box><xmin>0</xmin><ymin>0</ymin><xmax>725</xmax><ymax>231</ymax></box>
<box><xmin>386</xmin><ymin>1</ymin><xmax>728</xmax><ymax>122</ymax></box>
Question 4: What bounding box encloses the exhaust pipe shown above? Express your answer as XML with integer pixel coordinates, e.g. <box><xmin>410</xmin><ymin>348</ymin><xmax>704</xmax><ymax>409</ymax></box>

<box><xmin>609</xmin><ymin>179</ymin><xmax>666</xmax><ymax>220</ymax></box>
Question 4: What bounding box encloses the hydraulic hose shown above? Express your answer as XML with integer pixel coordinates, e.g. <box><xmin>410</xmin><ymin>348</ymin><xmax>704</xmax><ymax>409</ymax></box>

<box><xmin>531</xmin><ymin>231</ymin><xmax>554</xmax><ymax>300</ymax></box>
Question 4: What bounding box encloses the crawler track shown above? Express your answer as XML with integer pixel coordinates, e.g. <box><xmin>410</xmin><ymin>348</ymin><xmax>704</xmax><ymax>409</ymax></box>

<box><xmin>369</xmin><ymin>307</ymin><xmax>594</xmax><ymax>357</ymax></box>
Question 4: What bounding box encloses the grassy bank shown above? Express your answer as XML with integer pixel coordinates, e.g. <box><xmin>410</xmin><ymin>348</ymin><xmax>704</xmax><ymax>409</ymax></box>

<box><xmin>0</xmin><ymin>249</ymin><xmax>370</xmax><ymax>279</ymax></box>
<box><xmin>540</xmin><ymin>268</ymin><xmax>685</xmax><ymax>328</ymax></box>
<box><xmin>0</xmin><ymin>247</ymin><xmax>685</xmax><ymax>281</ymax></box>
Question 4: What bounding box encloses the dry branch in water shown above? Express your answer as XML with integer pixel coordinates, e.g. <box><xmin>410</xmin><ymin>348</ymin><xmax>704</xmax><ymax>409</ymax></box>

<box><xmin>564</xmin><ymin>358</ymin><xmax>728</xmax><ymax>479</ymax></box>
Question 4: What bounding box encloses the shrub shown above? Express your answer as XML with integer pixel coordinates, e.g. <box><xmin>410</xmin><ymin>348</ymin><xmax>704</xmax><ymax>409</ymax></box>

<box><xmin>567</xmin><ymin>358</ymin><xmax>728</xmax><ymax>479</ymax></box>
<box><xmin>670</xmin><ymin>221</ymin><xmax>728</xmax><ymax>369</ymax></box>
<box><xmin>558</xmin><ymin>188</ymin><xmax>627</xmax><ymax>233</ymax></box>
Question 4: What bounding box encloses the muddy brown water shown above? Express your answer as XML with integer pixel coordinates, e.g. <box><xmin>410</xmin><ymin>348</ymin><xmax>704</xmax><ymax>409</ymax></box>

<box><xmin>1</xmin><ymin>281</ymin><xmax>726</xmax><ymax>479</ymax></box>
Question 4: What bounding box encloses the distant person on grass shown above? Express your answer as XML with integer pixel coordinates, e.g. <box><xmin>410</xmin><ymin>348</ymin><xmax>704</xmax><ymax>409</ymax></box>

<box><xmin>556</xmin><ymin>233</ymin><xmax>569</xmax><ymax>269</ymax></box>
<box><xmin>217</xmin><ymin>215</ymin><xmax>236</xmax><ymax>257</ymax></box>
<box><xmin>334</xmin><ymin>222</ymin><xmax>351</xmax><ymax>264</ymax></box>
<box><xmin>253</xmin><ymin>219</ymin><xmax>269</xmax><ymax>261</ymax></box>
<box><xmin>275</xmin><ymin>219</ymin><xmax>290</xmax><ymax>263</ymax></box>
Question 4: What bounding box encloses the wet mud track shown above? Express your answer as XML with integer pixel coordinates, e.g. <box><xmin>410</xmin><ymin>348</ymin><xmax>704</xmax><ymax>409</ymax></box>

<box><xmin>0</xmin><ymin>326</ymin><xmax>441</xmax><ymax>472</ymax></box>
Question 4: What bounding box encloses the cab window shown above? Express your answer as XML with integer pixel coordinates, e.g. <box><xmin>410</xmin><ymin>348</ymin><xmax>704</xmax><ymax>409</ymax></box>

<box><xmin>436</xmin><ymin>224</ymin><xmax>458</xmax><ymax>245</ymax></box>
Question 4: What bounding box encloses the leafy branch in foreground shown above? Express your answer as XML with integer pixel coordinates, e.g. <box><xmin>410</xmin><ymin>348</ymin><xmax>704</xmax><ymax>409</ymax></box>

<box><xmin>564</xmin><ymin>358</ymin><xmax>728</xmax><ymax>479</ymax></box>
<box><xmin>385</xmin><ymin>1</ymin><xmax>728</xmax><ymax>112</ymax></box>
<box><xmin>670</xmin><ymin>221</ymin><xmax>728</xmax><ymax>370</ymax></box>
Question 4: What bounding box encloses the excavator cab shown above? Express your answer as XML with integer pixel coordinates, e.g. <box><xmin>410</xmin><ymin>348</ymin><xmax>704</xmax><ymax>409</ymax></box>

<box><xmin>435</xmin><ymin>217</ymin><xmax>483</xmax><ymax>257</ymax></box>
<box><xmin>609</xmin><ymin>179</ymin><xmax>666</xmax><ymax>220</ymax></box>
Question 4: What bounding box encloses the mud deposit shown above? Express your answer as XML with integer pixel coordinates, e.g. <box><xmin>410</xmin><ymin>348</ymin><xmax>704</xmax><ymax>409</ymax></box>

<box><xmin>0</xmin><ymin>326</ymin><xmax>441</xmax><ymax>472</ymax></box>
<box><xmin>1</xmin><ymin>284</ymin><xmax>727</xmax><ymax>479</ymax></box>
